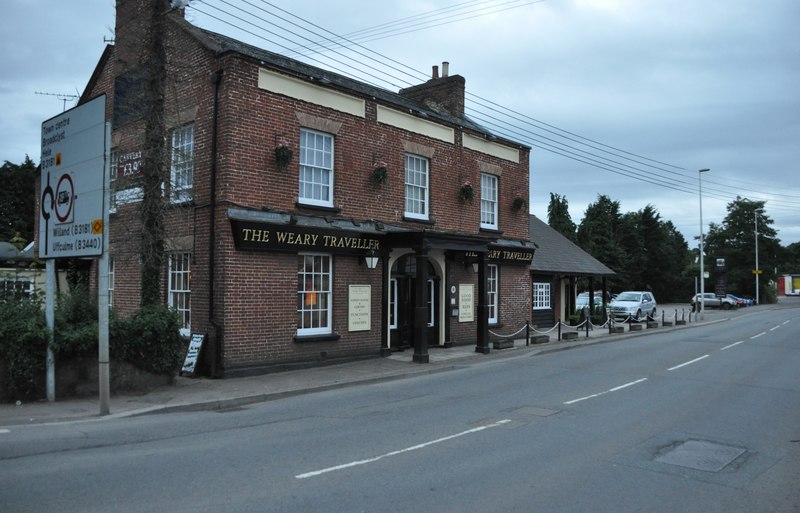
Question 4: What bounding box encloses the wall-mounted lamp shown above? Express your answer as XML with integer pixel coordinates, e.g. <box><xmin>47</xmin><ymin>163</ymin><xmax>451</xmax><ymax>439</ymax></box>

<box><xmin>364</xmin><ymin>252</ymin><xmax>379</xmax><ymax>269</ymax></box>
<box><xmin>472</xmin><ymin>262</ymin><xmax>479</xmax><ymax>273</ymax></box>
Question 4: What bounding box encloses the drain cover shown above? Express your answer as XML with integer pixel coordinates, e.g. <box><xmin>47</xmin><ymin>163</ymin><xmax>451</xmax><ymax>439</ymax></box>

<box><xmin>656</xmin><ymin>440</ymin><xmax>746</xmax><ymax>472</ymax></box>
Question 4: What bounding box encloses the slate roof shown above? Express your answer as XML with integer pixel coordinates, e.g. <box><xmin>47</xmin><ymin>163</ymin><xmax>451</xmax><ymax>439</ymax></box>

<box><xmin>529</xmin><ymin>215</ymin><xmax>615</xmax><ymax>277</ymax></box>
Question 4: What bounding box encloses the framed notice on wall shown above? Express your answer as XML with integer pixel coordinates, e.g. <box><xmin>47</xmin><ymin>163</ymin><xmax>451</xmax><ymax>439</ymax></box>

<box><xmin>348</xmin><ymin>285</ymin><xmax>371</xmax><ymax>331</ymax></box>
<box><xmin>458</xmin><ymin>284</ymin><xmax>474</xmax><ymax>322</ymax></box>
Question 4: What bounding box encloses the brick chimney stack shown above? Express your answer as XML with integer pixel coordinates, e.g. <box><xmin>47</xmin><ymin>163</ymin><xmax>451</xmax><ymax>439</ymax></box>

<box><xmin>399</xmin><ymin>61</ymin><xmax>465</xmax><ymax>119</ymax></box>
<box><xmin>115</xmin><ymin>0</ymin><xmax>183</xmax><ymax>69</ymax></box>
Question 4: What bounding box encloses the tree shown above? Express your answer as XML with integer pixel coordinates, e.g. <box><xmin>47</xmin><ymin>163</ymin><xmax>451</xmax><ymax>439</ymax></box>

<box><xmin>0</xmin><ymin>156</ymin><xmax>37</xmax><ymax>244</ymax></box>
<box><xmin>577</xmin><ymin>194</ymin><xmax>628</xmax><ymax>288</ymax></box>
<box><xmin>704</xmin><ymin>197</ymin><xmax>780</xmax><ymax>302</ymax></box>
<box><xmin>547</xmin><ymin>193</ymin><xmax>577</xmax><ymax>242</ymax></box>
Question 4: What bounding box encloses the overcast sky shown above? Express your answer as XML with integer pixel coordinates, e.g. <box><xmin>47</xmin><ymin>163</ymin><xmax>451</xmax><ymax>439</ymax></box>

<box><xmin>3</xmin><ymin>0</ymin><xmax>799</xmax><ymax>245</ymax></box>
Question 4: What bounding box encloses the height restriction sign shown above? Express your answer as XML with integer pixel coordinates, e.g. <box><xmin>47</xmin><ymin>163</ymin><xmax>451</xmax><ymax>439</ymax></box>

<box><xmin>39</xmin><ymin>94</ymin><xmax>107</xmax><ymax>258</ymax></box>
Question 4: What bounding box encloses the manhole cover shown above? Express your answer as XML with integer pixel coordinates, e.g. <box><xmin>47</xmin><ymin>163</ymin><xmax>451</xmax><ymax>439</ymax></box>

<box><xmin>656</xmin><ymin>440</ymin><xmax>746</xmax><ymax>472</ymax></box>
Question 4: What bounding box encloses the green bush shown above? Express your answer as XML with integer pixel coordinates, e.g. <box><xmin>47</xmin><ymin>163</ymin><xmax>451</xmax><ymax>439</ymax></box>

<box><xmin>0</xmin><ymin>296</ymin><xmax>48</xmax><ymax>401</ymax></box>
<box><xmin>111</xmin><ymin>304</ymin><xmax>183</xmax><ymax>376</ymax></box>
<box><xmin>53</xmin><ymin>285</ymin><xmax>98</xmax><ymax>358</ymax></box>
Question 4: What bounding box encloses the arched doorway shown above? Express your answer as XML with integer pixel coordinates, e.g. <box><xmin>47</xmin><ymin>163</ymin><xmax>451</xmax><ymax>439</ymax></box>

<box><xmin>389</xmin><ymin>255</ymin><xmax>439</xmax><ymax>350</ymax></box>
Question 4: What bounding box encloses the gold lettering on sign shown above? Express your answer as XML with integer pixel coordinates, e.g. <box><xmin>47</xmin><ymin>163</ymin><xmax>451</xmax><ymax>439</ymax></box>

<box><xmin>242</xmin><ymin>228</ymin><xmax>271</xmax><ymax>242</ymax></box>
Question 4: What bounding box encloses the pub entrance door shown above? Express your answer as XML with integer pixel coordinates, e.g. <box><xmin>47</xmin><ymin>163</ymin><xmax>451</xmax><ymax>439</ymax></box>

<box><xmin>389</xmin><ymin>255</ymin><xmax>439</xmax><ymax>351</ymax></box>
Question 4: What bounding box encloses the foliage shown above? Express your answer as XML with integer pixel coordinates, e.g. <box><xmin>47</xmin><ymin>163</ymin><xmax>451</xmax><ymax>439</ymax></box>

<box><xmin>576</xmin><ymin>194</ymin><xmax>628</xmax><ymax>287</ymax></box>
<box><xmin>459</xmin><ymin>180</ymin><xmax>474</xmax><ymax>202</ymax></box>
<box><xmin>111</xmin><ymin>304</ymin><xmax>183</xmax><ymax>376</ymax></box>
<box><xmin>511</xmin><ymin>193</ymin><xmax>527</xmax><ymax>212</ymax></box>
<box><xmin>547</xmin><ymin>193</ymin><xmax>577</xmax><ymax>242</ymax></box>
<box><xmin>0</xmin><ymin>295</ymin><xmax>48</xmax><ymax>401</ymax></box>
<box><xmin>274</xmin><ymin>137</ymin><xmax>293</xmax><ymax>170</ymax></box>
<box><xmin>0</xmin><ymin>157</ymin><xmax>37</xmax><ymax>243</ymax></box>
<box><xmin>704</xmin><ymin>197</ymin><xmax>780</xmax><ymax>302</ymax></box>
<box><xmin>53</xmin><ymin>285</ymin><xmax>98</xmax><ymax>358</ymax></box>
<box><xmin>371</xmin><ymin>161</ymin><xmax>388</xmax><ymax>185</ymax></box>
<box><xmin>780</xmin><ymin>242</ymin><xmax>800</xmax><ymax>272</ymax></box>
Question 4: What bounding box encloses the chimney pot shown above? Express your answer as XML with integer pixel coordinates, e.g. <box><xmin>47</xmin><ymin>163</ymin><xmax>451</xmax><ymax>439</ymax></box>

<box><xmin>442</xmin><ymin>61</ymin><xmax>449</xmax><ymax>77</ymax></box>
<box><xmin>432</xmin><ymin>65</ymin><xmax>439</xmax><ymax>79</ymax></box>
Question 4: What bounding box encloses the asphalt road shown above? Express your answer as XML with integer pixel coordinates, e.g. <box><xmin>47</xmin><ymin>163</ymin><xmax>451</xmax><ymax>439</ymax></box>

<box><xmin>1</xmin><ymin>303</ymin><xmax>798</xmax><ymax>512</ymax></box>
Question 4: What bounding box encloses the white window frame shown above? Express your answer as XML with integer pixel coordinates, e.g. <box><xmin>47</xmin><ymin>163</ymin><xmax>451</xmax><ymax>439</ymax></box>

<box><xmin>427</xmin><ymin>278</ymin><xmax>435</xmax><ymax>327</ymax></box>
<box><xmin>108</xmin><ymin>256</ymin><xmax>115</xmax><ymax>308</ymax></box>
<box><xmin>299</xmin><ymin>128</ymin><xmax>334</xmax><ymax>207</ymax></box>
<box><xmin>404</xmin><ymin>154</ymin><xmax>429</xmax><ymax>220</ymax></box>
<box><xmin>1</xmin><ymin>276</ymin><xmax>33</xmax><ymax>299</ymax></box>
<box><xmin>389</xmin><ymin>278</ymin><xmax>398</xmax><ymax>329</ymax></box>
<box><xmin>480</xmin><ymin>173</ymin><xmax>498</xmax><ymax>230</ymax></box>
<box><xmin>297</xmin><ymin>253</ymin><xmax>333</xmax><ymax>336</ymax></box>
<box><xmin>533</xmin><ymin>282</ymin><xmax>551</xmax><ymax>310</ymax></box>
<box><xmin>170</xmin><ymin>124</ymin><xmax>194</xmax><ymax>204</ymax></box>
<box><xmin>168</xmin><ymin>252</ymin><xmax>191</xmax><ymax>337</ymax></box>
<box><xmin>487</xmin><ymin>264</ymin><xmax>499</xmax><ymax>323</ymax></box>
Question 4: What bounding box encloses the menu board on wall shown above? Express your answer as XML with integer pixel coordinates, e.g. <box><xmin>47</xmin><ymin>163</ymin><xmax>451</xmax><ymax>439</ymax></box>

<box><xmin>348</xmin><ymin>285</ymin><xmax>371</xmax><ymax>331</ymax></box>
<box><xmin>458</xmin><ymin>284</ymin><xmax>474</xmax><ymax>322</ymax></box>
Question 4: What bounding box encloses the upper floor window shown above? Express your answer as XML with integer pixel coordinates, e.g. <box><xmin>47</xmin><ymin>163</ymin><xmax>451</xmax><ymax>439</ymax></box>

<box><xmin>170</xmin><ymin>124</ymin><xmax>194</xmax><ymax>203</ymax></box>
<box><xmin>480</xmin><ymin>173</ymin><xmax>498</xmax><ymax>230</ymax></box>
<box><xmin>299</xmin><ymin>129</ymin><xmax>334</xmax><ymax>207</ymax></box>
<box><xmin>404</xmin><ymin>154</ymin><xmax>429</xmax><ymax>220</ymax></box>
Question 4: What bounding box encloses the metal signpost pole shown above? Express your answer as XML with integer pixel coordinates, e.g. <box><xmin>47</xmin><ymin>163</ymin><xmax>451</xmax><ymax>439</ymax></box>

<box><xmin>698</xmin><ymin>168</ymin><xmax>710</xmax><ymax>320</ymax></box>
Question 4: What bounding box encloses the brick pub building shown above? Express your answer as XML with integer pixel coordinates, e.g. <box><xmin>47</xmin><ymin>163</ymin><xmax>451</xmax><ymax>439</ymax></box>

<box><xmin>83</xmin><ymin>0</ymin><xmax>534</xmax><ymax>377</ymax></box>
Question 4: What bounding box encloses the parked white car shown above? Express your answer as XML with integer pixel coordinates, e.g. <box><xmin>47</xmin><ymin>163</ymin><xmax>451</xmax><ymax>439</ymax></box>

<box><xmin>610</xmin><ymin>291</ymin><xmax>657</xmax><ymax>321</ymax></box>
<box><xmin>691</xmin><ymin>293</ymin><xmax>738</xmax><ymax>311</ymax></box>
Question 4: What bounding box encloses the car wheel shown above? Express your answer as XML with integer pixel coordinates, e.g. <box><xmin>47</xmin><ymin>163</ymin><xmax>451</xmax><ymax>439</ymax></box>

<box><xmin>636</xmin><ymin>309</ymin><xmax>642</xmax><ymax>320</ymax></box>
<box><xmin>722</xmin><ymin>303</ymin><xmax>731</xmax><ymax>310</ymax></box>
<box><xmin>651</xmin><ymin>308</ymin><xmax>657</xmax><ymax>318</ymax></box>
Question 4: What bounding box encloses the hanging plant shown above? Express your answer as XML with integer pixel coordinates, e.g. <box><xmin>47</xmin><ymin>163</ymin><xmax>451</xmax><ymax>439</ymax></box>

<box><xmin>274</xmin><ymin>137</ymin><xmax>293</xmax><ymax>170</ymax></box>
<box><xmin>459</xmin><ymin>180</ymin><xmax>474</xmax><ymax>202</ymax></box>
<box><xmin>371</xmin><ymin>161</ymin><xmax>388</xmax><ymax>186</ymax></box>
<box><xmin>511</xmin><ymin>192</ymin><xmax>528</xmax><ymax>212</ymax></box>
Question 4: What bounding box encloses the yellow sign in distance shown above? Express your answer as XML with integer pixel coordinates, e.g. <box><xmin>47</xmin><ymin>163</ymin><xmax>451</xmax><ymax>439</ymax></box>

<box><xmin>752</xmin><ymin>269</ymin><xmax>763</xmax><ymax>274</ymax></box>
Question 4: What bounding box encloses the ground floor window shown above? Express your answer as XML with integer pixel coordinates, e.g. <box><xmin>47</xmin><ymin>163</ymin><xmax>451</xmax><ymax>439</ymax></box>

<box><xmin>1</xmin><ymin>276</ymin><xmax>33</xmax><ymax>300</ymax></box>
<box><xmin>168</xmin><ymin>252</ymin><xmax>191</xmax><ymax>336</ymax></box>
<box><xmin>297</xmin><ymin>253</ymin><xmax>332</xmax><ymax>336</ymax></box>
<box><xmin>389</xmin><ymin>278</ymin><xmax>398</xmax><ymax>329</ymax></box>
<box><xmin>488</xmin><ymin>264</ymin><xmax>499</xmax><ymax>323</ymax></box>
<box><xmin>533</xmin><ymin>282</ymin><xmax>551</xmax><ymax>310</ymax></box>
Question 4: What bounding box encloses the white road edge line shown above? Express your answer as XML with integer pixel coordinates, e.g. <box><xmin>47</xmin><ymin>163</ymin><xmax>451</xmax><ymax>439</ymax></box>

<box><xmin>0</xmin><ymin>429</ymin><xmax>9</xmax><ymax>434</ymax></box>
<box><xmin>295</xmin><ymin>419</ymin><xmax>512</xmax><ymax>479</ymax></box>
<box><xmin>721</xmin><ymin>341</ymin><xmax>744</xmax><ymax>351</ymax></box>
<box><xmin>668</xmin><ymin>355</ymin><xmax>709</xmax><ymax>371</ymax></box>
<box><xmin>751</xmin><ymin>331</ymin><xmax>767</xmax><ymax>339</ymax></box>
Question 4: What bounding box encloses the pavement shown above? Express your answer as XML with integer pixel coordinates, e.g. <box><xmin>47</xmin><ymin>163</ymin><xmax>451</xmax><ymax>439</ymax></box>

<box><xmin>0</xmin><ymin>303</ymin><xmax>734</xmax><ymax>427</ymax></box>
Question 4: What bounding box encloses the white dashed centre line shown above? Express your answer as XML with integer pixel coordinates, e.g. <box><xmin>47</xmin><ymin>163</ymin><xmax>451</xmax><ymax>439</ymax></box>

<box><xmin>668</xmin><ymin>355</ymin><xmax>709</xmax><ymax>371</ymax></box>
<box><xmin>295</xmin><ymin>419</ymin><xmax>511</xmax><ymax>479</ymax></box>
<box><xmin>564</xmin><ymin>378</ymin><xmax>648</xmax><ymax>405</ymax></box>
<box><xmin>751</xmin><ymin>331</ymin><xmax>766</xmax><ymax>339</ymax></box>
<box><xmin>769</xmin><ymin>325</ymin><xmax>780</xmax><ymax>332</ymax></box>
<box><xmin>721</xmin><ymin>341</ymin><xmax>744</xmax><ymax>351</ymax></box>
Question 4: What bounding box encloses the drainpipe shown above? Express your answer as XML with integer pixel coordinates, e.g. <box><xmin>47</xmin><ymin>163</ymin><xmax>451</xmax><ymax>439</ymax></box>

<box><xmin>209</xmin><ymin>69</ymin><xmax>223</xmax><ymax>378</ymax></box>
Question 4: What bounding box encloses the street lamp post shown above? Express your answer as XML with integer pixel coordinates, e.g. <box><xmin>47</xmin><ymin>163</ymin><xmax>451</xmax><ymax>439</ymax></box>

<box><xmin>698</xmin><ymin>168</ymin><xmax>711</xmax><ymax>320</ymax></box>
<box><xmin>755</xmin><ymin>209</ymin><xmax>762</xmax><ymax>305</ymax></box>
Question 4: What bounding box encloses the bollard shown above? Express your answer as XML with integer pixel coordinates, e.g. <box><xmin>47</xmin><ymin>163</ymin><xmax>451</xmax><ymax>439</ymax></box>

<box><xmin>558</xmin><ymin>319</ymin><xmax>562</xmax><ymax>341</ymax></box>
<box><xmin>526</xmin><ymin>321</ymin><xmax>530</xmax><ymax>347</ymax></box>
<box><xmin>586</xmin><ymin>318</ymin><xmax>590</xmax><ymax>338</ymax></box>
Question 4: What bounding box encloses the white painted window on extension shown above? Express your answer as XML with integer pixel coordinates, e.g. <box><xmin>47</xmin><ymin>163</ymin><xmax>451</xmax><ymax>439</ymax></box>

<box><xmin>480</xmin><ymin>173</ymin><xmax>498</xmax><ymax>230</ymax></box>
<box><xmin>404</xmin><ymin>154</ymin><xmax>429</xmax><ymax>220</ymax></box>
<box><xmin>533</xmin><ymin>282</ymin><xmax>551</xmax><ymax>310</ymax></box>
<box><xmin>297</xmin><ymin>253</ymin><xmax>332</xmax><ymax>336</ymax></box>
<box><xmin>170</xmin><ymin>124</ymin><xmax>194</xmax><ymax>203</ymax></box>
<box><xmin>299</xmin><ymin>128</ymin><xmax>334</xmax><ymax>207</ymax></box>
<box><xmin>108</xmin><ymin>256</ymin><xmax>115</xmax><ymax>308</ymax></box>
